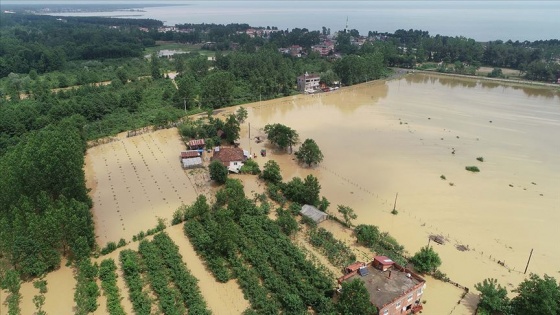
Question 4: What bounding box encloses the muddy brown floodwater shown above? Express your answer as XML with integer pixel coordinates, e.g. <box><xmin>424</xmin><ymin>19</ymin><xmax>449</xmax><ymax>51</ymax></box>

<box><xmin>231</xmin><ymin>73</ymin><xmax>560</xmax><ymax>312</ymax></box>
<box><xmin>4</xmin><ymin>74</ymin><xmax>559</xmax><ymax>315</ymax></box>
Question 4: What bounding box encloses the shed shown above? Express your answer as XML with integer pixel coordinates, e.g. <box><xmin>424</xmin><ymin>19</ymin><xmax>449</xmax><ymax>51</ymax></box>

<box><xmin>188</xmin><ymin>139</ymin><xmax>205</xmax><ymax>149</ymax></box>
<box><xmin>182</xmin><ymin>157</ymin><xmax>203</xmax><ymax>169</ymax></box>
<box><xmin>180</xmin><ymin>150</ymin><xmax>201</xmax><ymax>159</ymax></box>
<box><xmin>373</xmin><ymin>255</ymin><xmax>395</xmax><ymax>271</ymax></box>
<box><xmin>300</xmin><ymin>204</ymin><xmax>328</xmax><ymax>224</ymax></box>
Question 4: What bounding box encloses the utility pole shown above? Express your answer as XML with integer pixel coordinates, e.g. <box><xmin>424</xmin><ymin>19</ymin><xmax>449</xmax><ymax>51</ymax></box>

<box><xmin>393</xmin><ymin>192</ymin><xmax>399</xmax><ymax>212</ymax></box>
<box><xmin>248</xmin><ymin>122</ymin><xmax>251</xmax><ymax>140</ymax></box>
<box><xmin>524</xmin><ymin>248</ymin><xmax>534</xmax><ymax>274</ymax></box>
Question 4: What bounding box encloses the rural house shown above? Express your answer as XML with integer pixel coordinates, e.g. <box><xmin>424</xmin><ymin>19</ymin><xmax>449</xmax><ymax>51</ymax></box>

<box><xmin>297</xmin><ymin>72</ymin><xmax>321</xmax><ymax>93</ymax></box>
<box><xmin>211</xmin><ymin>147</ymin><xmax>246</xmax><ymax>173</ymax></box>
<box><xmin>300</xmin><ymin>204</ymin><xmax>328</xmax><ymax>224</ymax></box>
<box><xmin>338</xmin><ymin>257</ymin><xmax>426</xmax><ymax>315</ymax></box>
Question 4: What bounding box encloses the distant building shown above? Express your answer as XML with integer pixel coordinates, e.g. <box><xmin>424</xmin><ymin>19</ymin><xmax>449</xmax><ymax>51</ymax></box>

<box><xmin>338</xmin><ymin>257</ymin><xmax>426</xmax><ymax>315</ymax></box>
<box><xmin>211</xmin><ymin>147</ymin><xmax>246</xmax><ymax>173</ymax></box>
<box><xmin>297</xmin><ymin>72</ymin><xmax>321</xmax><ymax>93</ymax></box>
<box><xmin>300</xmin><ymin>204</ymin><xmax>328</xmax><ymax>224</ymax></box>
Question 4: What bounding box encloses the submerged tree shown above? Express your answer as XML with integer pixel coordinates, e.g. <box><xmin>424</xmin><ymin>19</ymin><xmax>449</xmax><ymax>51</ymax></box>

<box><xmin>410</xmin><ymin>246</ymin><xmax>442</xmax><ymax>274</ymax></box>
<box><xmin>337</xmin><ymin>205</ymin><xmax>357</xmax><ymax>227</ymax></box>
<box><xmin>209</xmin><ymin>160</ymin><xmax>228</xmax><ymax>184</ymax></box>
<box><xmin>295</xmin><ymin>138</ymin><xmax>323</xmax><ymax>167</ymax></box>
<box><xmin>475</xmin><ymin>278</ymin><xmax>510</xmax><ymax>314</ymax></box>
<box><xmin>264</xmin><ymin>123</ymin><xmax>299</xmax><ymax>153</ymax></box>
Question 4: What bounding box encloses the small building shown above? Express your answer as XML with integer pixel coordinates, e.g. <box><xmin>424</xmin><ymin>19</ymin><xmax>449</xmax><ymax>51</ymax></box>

<box><xmin>300</xmin><ymin>204</ymin><xmax>328</xmax><ymax>224</ymax></box>
<box><xmin>211</xmin><ymin>147</ymin><xmax>246</xmax><ymax>173</ymax></box>
<box><xmin>187</xmin><ymin>139</ymin><xmax>206</xmax><ymax>150</ymax></box>
<box><xmin>182</xmin><ymin>157</ymin><xmax>203</xmax><ymax>169</ymax></box>
<box><xmin>373</xmin><ymin>256</ymin><xmax>395</xmax><ymax>272</ymax></box>
<box><xmin>297</xmin><ymin>72</ymin><xmax>321</xmax><ymax>93</ymax></box>
<box><xmin>180</xmin><ymin>150</ymin><xmax>201</xmax><ymax>159</ymax></box>
<box><xmin>338</xmin><ymin>260</ymin><xmax>426</xmax><ymax>315</ymax></box>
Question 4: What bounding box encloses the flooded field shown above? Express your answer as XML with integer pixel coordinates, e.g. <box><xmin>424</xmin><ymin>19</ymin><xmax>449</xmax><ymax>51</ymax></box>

<box><xmin>234</xmin><ymin>73</ymin><xmax>560</xmax><ymax>298</ymax></box>
<box><xmin>5</xmin><ymin>73</ymin><xmax>559</xmax><ymax>315</ymax></box>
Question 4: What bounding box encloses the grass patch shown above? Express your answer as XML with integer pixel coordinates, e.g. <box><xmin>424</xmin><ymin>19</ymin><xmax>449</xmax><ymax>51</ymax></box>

<box><xmin>465</xmin><ymin>166</ymin><xmax>480</xmax><ymax>172</ymax></box>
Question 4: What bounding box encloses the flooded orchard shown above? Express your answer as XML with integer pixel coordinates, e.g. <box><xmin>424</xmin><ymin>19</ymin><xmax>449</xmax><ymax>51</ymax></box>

<box><xmin>236</xmin><ymin>73</ymin><xmax>560</xmax><ymax>297</ymax></box>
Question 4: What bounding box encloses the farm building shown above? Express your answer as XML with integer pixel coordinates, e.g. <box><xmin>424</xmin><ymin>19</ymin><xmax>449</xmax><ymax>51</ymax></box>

<box><xmin>211</xmin><ymin>146</ymin><xmax>246</xmax><ymax>173</ymax></box>
<box><xmin>180</xmin><ymin>150</ymin><xmax>201</xmax><ymax>159</ymax></box>
<box><xmin>187</xmin><ymin>139</ymin><xmax>205</xmax><ymax>150</ymax></box>
<box><xmin>300</xmin><ymin>204</ymin><xmax>328</xmax><ymax>224</ymax></box>
<box><xmin>338</xmin><ymin>257</ymin><xmax>426</xmax><ymax>315</ymax></box>
<box><xmin>182</xmin><ymin>157</ymin><xmax>203</xmax><ymax>169</ymax></box>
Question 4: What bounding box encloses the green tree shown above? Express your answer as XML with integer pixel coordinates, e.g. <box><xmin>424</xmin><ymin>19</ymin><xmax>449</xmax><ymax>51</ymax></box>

<box><xmin>209</xmin><ymin>160</ymin><xmax>228</xmax><ymax>184</ymax></box>
<box><xmin>175</xmin><ymin>73</ymin><xmax>198</xmax><ymax>110</ymax></box>
<box><xmin>295</xmin><ymin>138</ymin><xmax>323</xmax><ymax>167</ymax></box>
<box><xmin>264</xmin><ymin>123</ymin><xmax>299</xmax><ymax>152</ymax></box>
<box><xmin>261</xmin><ymin>160</ymin><xmax>282</xmax><ymax>184</ymax></box>
<box><xmin>475</xmin><ymin>278</ymin><xmax>510</xmax><ymax>314</ymax></box>
<box><xmin>488</xmin><ymin>68</ymin><xmax>505</xmax><ymax>78</ymax></box>
<box><xmin>511</xmin><ymin>273</ymin><xmax>560</xmax><ymax>315</ymax></box>
<box><xmin>410</xmin><ymin>246</ymin><xmax>442</xmax><ymax>273</ymax></box>
<box><xmin>235</xmin><ymin>106</ymin><xmax>248</xmax><ymax>123</ymax></box>
<box><xmin>223</xmin><ymin>114</ymin><xmax>240</xmax><ymax>144</ymax></box>
<box><xmin>337</xmin><ymin>205</ymin><xmax>357</xmax><ymax>227</ymax></box>
<box><xmin>201</xmin><ymin>71</ymin><xmax>235</xmax><ymax>109</ymax></box>
<box><xmin>354</xmin><ymin>224</ymin><xmax>381</xmax><ymax>247</ymax></box>
<box><xmin>150</xmin><ymin>52</ymin><xmax>161</xmax><ymax>80</ymax></box>
<box><xmin>276</xmin><ymin>209</ymin><xmax>299</xmax><ymax>236</ymax></box>
<box><xmin>337</xmin><ymin>279</ymin><xmax>377</xmax><ymax>315</ymax></box>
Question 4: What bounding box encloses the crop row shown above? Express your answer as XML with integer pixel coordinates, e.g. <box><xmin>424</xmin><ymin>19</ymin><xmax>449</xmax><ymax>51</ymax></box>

<box><xmin>74</xmin><ymin>259</ymin><xmax>100</xmax><ymax>315</ymax></box>
<box><xmin>119</xmin><ymin>250</ymin><xmax>152</xmax><ymax>315</ymax></box>
<box><xmin>138</xmin><ymin>239</ymin><xmax>186</xmax><ymax>315</ymax></box>
<box><xmin>99</xmin><ymin>259</ymin><xmax>126</xmax><ymax>315</ymax></box>
<box><xmin>183</xmin><ymin>183</ymin><xmax>336</xmax><ymax>314</ymax></box>
<box><xmin>308</xmin><ymin>227</ymin><xmax>357</xmax><ymax>268</ymax></box>
<box><xmin>151</xmin><ymin>233</ymin><xmax>211</xmax><ymax>315</ymax></box>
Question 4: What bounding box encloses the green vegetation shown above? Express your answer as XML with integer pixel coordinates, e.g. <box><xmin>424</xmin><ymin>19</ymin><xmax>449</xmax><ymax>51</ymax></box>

<box><xmin>354</xmin><ymin>224</ymin><xmax>407</xmax><ymax>265</ymax></box>
<box><xmin>475</xmin><ymin>274</ymin><xmax>560</xmax><ymax>315</ymax></box>
<box><xmin>74</xmin><ymin>259</ymin><xmax>100</xmax><ymax>315</ymax></box>
<box><xmin>295</xmin><ymin>138</ymin><xmax>324</xmax><ymax>167</ymax></box>
<box><xmin>440</xmin><ymin>175</ymin><xmax>446</xmax><ymax>180</ymax></box>
<box><xmin>308</xmin><ymin>227</ymin><xmax>356</xmax><ymax>268</ymax></box>
<box><xmin>183</xmin><ymin>180</ymin><xmax>336</xmax><ymax>314</ymax></box>
<box><xmin>33</xmin><ymin>279</ymin><xmax>48</xmax><ymax>315</ymax></box>
<box><xmin>283</xmin><ymin>175</ymin><xmax>322</xmax><ymax>206</ymax></box>
<box><xmin>337</xmin><ymin>205</ymin><xmax>357</xmax><ymax>227</ymax></box>
<box><xmin>337</xmin><ymin>279</ymin><xmax>378</xmax><ymax>315</ymax></box>
<box><xmin>487</xmin><ymin>68</ymin><xmax>506</xmax><ymax>78</ymax></box>
<box><xmin>0</xmin><ymin>269</ymin><xmax>22</xmax><ymax>315</ymax></box>
<box><xmin>209</xmin><ymin>160</ymin><xmax>229</xmax><ymax>184</ymax></box>
<box><xmin>239</xmin><ymin>159</ymin><xmax>261</xmax><ymax>175</ymax></box>
<box><xmin>410</xmin><ymin>246</ymin><xmax>442</xmax><ymax>274</ymax></box>
<box><xmin>466</xmin><ymin>165</ymin><xmax>481</xmax><ymax>172</ymax></box>
<box><xmin>476</xmin><ymin>156</ymin><xmax>485</xmax><ymax>162</ymax></box>
<box><xmin>235</xmin><ymin>106</ymin><xmax>248</xmax><ymax>123</ymax></box>
<box><xmin>99</xmin><ymin>259</ymin><xmax>126</xmax><ymax>315</ymax></box>
<box><xmin>264</xmin><ymin>123</ymin><xmax>299</xmax><ymax>152</ymax></box>
<box><xmin>261</xmin><ymin>160</ymin><xmax>283</xmax><ymax>184</ymax></box>
<box><xmin>119</xmin><ymin>250</ymin><xmax>152</xmax><ymax>315</ymax></box>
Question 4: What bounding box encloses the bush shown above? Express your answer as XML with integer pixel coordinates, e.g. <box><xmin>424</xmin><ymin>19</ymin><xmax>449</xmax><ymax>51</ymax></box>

<box><xmin>440</xmin><ymin>175</ymin><xmax>446</xmax><ymax>180</ymax></box>
<box><xmin>465</xmin><ymin>166</ymin><xmax>480</xmax><ymax>172</ymax></box>
<box><xmin>239</xmin><ymin>159</ymin><xmax>261</xmax><ymax>175</ymax></box>
<box><xmin>476</xmin><ymin>157</ymin><xmax>484</xmax><ymax>162</ymax></box>
<box><xmin>410</xmin><ymin>246</ymin><xmax>442</xmax><ymax>274</ymax></box>
<box><xmin>209</xmin><ymin>160</ymin><xmax>228</xmax><ymax>184</ymax></box>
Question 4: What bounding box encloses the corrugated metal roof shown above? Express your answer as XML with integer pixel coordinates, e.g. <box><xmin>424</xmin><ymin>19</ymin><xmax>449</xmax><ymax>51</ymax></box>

<box><xmin>182</xmin><ymin>157</ymin><xmax>202</xmax><ymax>168</ymax></box>
<box><xmin>181</xmin><ymin>150</ymin><xmax>200</xmax><ymax>158</ymax></box>
<box><xmin>188</xmin><ymin>139</ymin><xmax>205</xmax><ymax>147</ymax></box>
<box><xmin>300</xmin><ymin>204</ymin><xmax>328</xmax><ymax>223</ymax></box>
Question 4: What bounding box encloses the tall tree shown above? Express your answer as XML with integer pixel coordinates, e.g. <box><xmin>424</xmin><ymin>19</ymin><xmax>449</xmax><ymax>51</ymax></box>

<box><xmin>295</xmin><ymin>138</ymin><xmax>323</xmax><ymax>167</ymax></box>
<box><xmin>201</xmin><ymin>71</ymin><xmax>235</xmax><ymax>109</ymax></box>
<box><xmin>511</xmin><ymin>274</ymin><xmax>560</xmax><ymax>315</ymax></box>
<box><xmin>264</xmin><ymin>123</ymin><xmax>299</xmax><ymax>153</ymax></box>
<box><xmin>475</xmin><ymin>278</ymin><xmax>510</xmax><ymax>314</ymax></box>
<box><xmin>222</xmin><ymin>114</ymin><xmax>240</xmax><ymax>144</ymax></box>
<box><xmin>337</xmin><ymin>279</ymin><xmax>377</xmax><ymax>315</ymax></box>
<box><xmin>410</xmin><ymin>246</ymin><xmax>442</xmax><ymax>274</ymax></box>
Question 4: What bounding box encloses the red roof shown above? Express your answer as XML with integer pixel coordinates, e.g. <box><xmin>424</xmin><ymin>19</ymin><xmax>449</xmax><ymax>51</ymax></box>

<box><xmin>373</xmin><ymin>256</ymin><xmax>394</xmax><ymax>266</ymax></box>
<box><xmin>188</xmin><ymin>139</ymin><xmax>205</xmax><ymax>147</ymax></box>
<box><xmin>345</xmin><ymin>262</ymin><xmax>366</xmax><ymax>273</ymax></box>
<box><xmin>212</xmin><ymin>147</ymin><xmax>245</xmax><ymax>165</ymax></box>
<box><xmin>181</xmin><ymin>150</ymin><xmax>200</xmax><ymax>159</ymax></box>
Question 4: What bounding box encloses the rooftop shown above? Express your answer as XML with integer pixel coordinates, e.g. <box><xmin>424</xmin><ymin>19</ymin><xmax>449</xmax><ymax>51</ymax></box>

<box><xmin>212</xmin><ymin>147</ymin><xmax>245</xmax><ymax>165</ymax></box>
<box><xmin>341</xmin><ymin>264</ymin><xmax>424</xmax><ymax>309</ymax></box>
